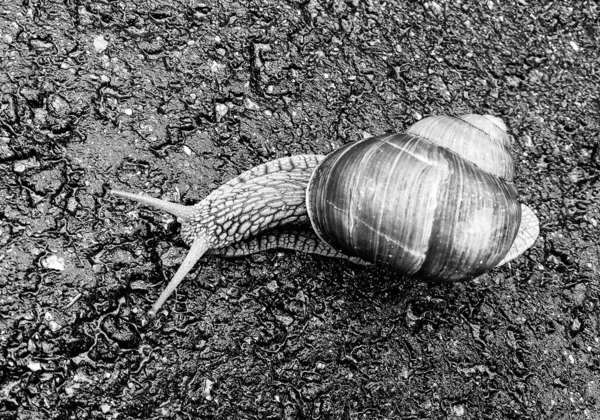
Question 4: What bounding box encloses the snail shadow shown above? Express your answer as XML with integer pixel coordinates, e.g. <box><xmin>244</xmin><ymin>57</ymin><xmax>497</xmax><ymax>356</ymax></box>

<box><xmin>212</xmin><ymin>251</ymin><xmax>478</xmax><ymax>340</ymax></box>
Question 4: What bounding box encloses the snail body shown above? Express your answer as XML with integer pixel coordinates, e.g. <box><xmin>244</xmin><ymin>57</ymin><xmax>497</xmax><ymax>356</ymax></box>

<box><xmin>111</xmin><ymin>114</ymin><xmax>539</xmax><ymax>316</ymax></box>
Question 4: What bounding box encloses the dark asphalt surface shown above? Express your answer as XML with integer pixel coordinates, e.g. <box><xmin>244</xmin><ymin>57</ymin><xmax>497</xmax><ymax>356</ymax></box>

<box><xmin>0</xmin><ymin>1</ymin><xmax>598</xmax><ymax>419</ymax></box>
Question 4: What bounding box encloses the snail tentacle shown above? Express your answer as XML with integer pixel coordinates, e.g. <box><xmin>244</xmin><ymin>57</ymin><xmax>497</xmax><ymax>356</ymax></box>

<box><xmin>113</xmin><ymin>155</ymin><xmax>327</xmax><ymax>316</ymax></box>
<box><xmin>148</xmin><ymin>236</ymin><xmax>210</xmax><ymax>317</ymax></box>
<box><xmin>110</xmin><ymin>190</ymin><xmax>194</xmax><ymax>221</ymax></box>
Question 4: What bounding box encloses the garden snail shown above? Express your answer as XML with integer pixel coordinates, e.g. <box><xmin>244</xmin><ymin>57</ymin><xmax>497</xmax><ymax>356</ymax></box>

<box><xmin>111</xmin><ymin>114</ymin><xmax>539</xmax><ymax>316</ymax></box>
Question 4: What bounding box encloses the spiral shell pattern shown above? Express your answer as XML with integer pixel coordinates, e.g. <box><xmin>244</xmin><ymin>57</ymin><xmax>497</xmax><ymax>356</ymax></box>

<box><xmin>306</xmin><ymin>115</ymin><xmax>521</xmax><ymax>281</ymax></box>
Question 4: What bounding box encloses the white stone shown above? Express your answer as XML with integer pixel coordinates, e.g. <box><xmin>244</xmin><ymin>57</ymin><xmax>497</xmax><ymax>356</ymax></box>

<box><xmin>28</xmin><ymin>361</ymin><xmax>42</xmax><ymax>371</ymax></box>
<box><xmin>42</xmin><ymin>255</ymin><xmax>65</xmax><ymax>271</ymax></box>
<box><xmin>215</xmin><ymin>103</ymin><xmax>228</xmax><ymax>118</ymax></box>
<box><xmin>94</xmin><ymin>35</ymin><xmax>108</xmax><ymax>53</ymax></box>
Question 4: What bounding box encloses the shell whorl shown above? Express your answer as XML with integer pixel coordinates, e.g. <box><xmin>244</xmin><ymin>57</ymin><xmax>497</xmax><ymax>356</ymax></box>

<box><xmin>405</xmin><ymin>114</ymin><xmax>514</xmax><ymax>181</ymax></box>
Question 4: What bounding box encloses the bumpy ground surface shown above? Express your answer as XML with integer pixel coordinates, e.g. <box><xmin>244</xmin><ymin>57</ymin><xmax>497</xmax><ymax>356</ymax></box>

<box><xmin>0</xmin><ymin>1</ymin><xmax>598</xmax><ymax>419</ymax></box>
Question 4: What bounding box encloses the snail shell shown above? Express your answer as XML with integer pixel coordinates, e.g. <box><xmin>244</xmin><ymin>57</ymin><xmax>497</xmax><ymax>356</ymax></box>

<box><xmin>307</xmin><ymin>115</ymin><xmax>521</xmax><ymax>281</ymax></box>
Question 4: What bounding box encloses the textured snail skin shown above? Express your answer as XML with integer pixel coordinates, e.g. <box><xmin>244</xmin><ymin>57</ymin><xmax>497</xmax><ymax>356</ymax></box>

<box><xmin>112</xmin><ymin>155</ymin><xmax>326</xmax><ymax>316</ymax></box>
<box><xmin>111</xmin><ymin>114</ymin><xmax>539</xmax><ymax>316</ymax></box>
<box><xmin>179</xmin><ymin>155</ymin><xmax>324</xmax><ymax>248</ymax></box>
<box><xmin>210</xmin><ymin>226</ymin><xmax>368</xmax><ymax>266</ymax></box>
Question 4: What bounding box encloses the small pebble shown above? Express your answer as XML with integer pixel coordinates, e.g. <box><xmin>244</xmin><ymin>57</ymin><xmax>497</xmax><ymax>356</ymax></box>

<box><xmin>276</xmin><ymin>314</ymin><xmax>294</xmax><ymax>326</ymax></box>
<box><xmin>426</xmin><ymin>1</ymin><xmax>443</xmax><ymax>16</ymax></box>
<box><xmin>453</xmin><ymin>405</ymin><xmax>465</xmax><ymax>416</ymax></box>
<box><xmin>0</xmin><ymin>137</ymin><xmax>13</xmax><ymax>159</ymax></box>
<box><xmin>67</xmin><ymin>197</ymin><xmax>78</xmax><ymax>212</ymax></box>
<box><xmin>42</xmin><ymin>255</ymin><xmax>65</xmax><ymax>271</ymax></box>
<box><xmin>569</xmin><ymin>41</ymin><xmax>579</xmax><ymax>52</ymax></box>
<box><xmin>94</xmin><ymin>35</ymin><xmax>108</xmax><ymax>53</ymax></box>
<box><xmin>265</xmin><ymin>280</ymin><xmax>278</xmax><ymax>292</ymax></box>
<box><xmin>215</xmin><ymin>103</ymin><xmax>228</xmax><ymax>118</ymax></box>
<box><xmin>523</xmin><ymin>134</ymin><xmax>534</xmax><ymax>148</ymax></box>
<box><xmin>28</xmin><ymin>361</ymin><xmax>42</xmax><ymax>371</ymax></box>
<box><xmin>210</xmin><ymin>61</ymin><xmax>224</xmax><ymax>73</ymax></box>
<box><xmin>202</xmin><ymin>379</ymin><xmax>215</xmax><ymax>401</ymax></box>
<box><xmin>244</xmin><ymin>98</ymin><xmax>260</xmax><ymax>111</ymax></box>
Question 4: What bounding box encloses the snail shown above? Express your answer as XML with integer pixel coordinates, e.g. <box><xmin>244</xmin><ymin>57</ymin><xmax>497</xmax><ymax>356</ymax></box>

<box><xmin>111</xmin><ymin>114</ymin><xmax>539</xmax><ymax>316</ymax></box>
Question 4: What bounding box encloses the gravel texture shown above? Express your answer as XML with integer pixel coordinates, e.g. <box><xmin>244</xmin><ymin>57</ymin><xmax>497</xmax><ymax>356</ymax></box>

<box><xmin>0</xmin><ymin>0</ymin><xmax>599</xmax><ymax>419</ymax></box>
